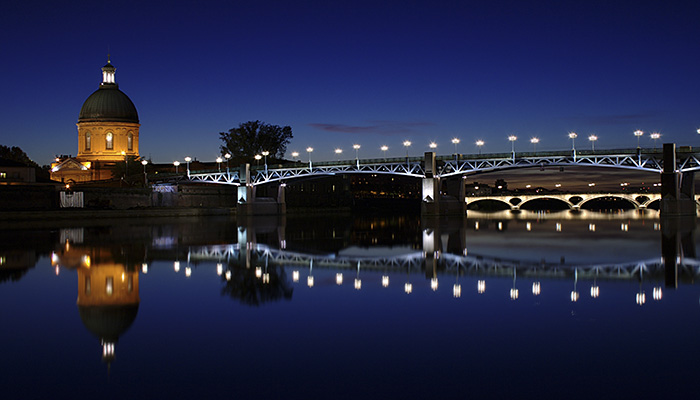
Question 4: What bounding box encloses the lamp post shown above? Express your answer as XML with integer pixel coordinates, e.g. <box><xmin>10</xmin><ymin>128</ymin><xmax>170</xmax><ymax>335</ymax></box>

<box><xmin>353</xmin><ymin>144</ymin><xmax>360</xmax><ymax>167</ymax></box>
<box><xmin>254</xmin><ymin>154</ymin><xmax>261</xmax><ymax>167</ymax></box>
<box><xmin>141</xmin><ymin>159</ymin><xmax>148</xmax><ymax>185</ymax></box>
<box><xmin>173</xmin><ymin>160</ymin><xmax>180</xmax><ymax>174</ymax></box>
<box><xmin>429</xmin><ymin>142</ymin><xmax>437</xmax><ymax>150</ymax></box>
<box><xmin>508</xmin><ymin>135</ymin><xmax>517</xmax><ymax>160</ymax></box>
<box><xmin>634</xmin><ymin>130</ymin><xmax>644</xmax><ymax>148</ymax></box>
<box><xmin>380</xmin><ymin>145</ymin><xmax>388</xmax><ymax>160</ymax></box>
<box><xmin>650</xmin><ymin>132</ymin><xmax>660</xmax><ymax>149</ymax></box>
<box><xmin>475</xmin><ymin>140</ymin><xmax>484</xmax><ymax>155</ymax></box>
<box><xmin>224</xmin><ymin>153</ymin><xmax>231</xmax><ymax>173</ymax></box>
<box><xmin>306</xmin><ymin>147</ymin><xmax>313</xmax><ymax>169</ymax></box>
<box><xmin>261</xmin><ymin>151</ymin><xmax>269</xmax><ymax>172</ymax></box>
<box><xmin>588</xmin><ymin>135</ymin><xmax>597</xmax><ymax>152</ymax></box>
<box><xmin>335</xmin><ymin>148</ymin><xmax>343</xmax><ymax>161</ymax></box>
<box><xmin>530</xmin><ymin>137</ymin><xmax>539</xmax><ymax>154</ymax></box>
<box><xmin>216</xmin><ymin>156</ymin><xmax>223</xmax><ymax>172</ymax></box>
<box><xmin>403</xmin><ymin>140</ymin><xmax>412</xmax><ymax>157</ymax></box>
<box><xmin>568</xmin><ymin>132</ymin><xmax>577</xmax><ymax>151</ymax></box>
<box><xmin>184</xmin><ymin>156</ymin><xmax>192</xmax><ymax>176</ymax></box>
<box><xmin>291</xmin><ymin>151</ymin><xmax>299</xmax><ymax>162</ymax></box>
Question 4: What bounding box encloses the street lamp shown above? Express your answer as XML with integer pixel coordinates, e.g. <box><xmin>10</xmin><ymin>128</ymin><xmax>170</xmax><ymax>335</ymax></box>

<box><xmin>254</xmin><ymin>154</ymin><xmax>262</xmax><ymax>167</ymax></box>
<box><xmin>141</xmin><ymin>159</ymin><xmax>148</xmax><ymax>185</ymax></box>
<box><xmin>353</xmin><ymin>144</ymin><xmax>361</xmax><ymax>167</ymax></box>
<box><xmin>173</xmin><ymin>160</ymin><xmax>180</xmax><ymax>174</ymax></box>
<box><xmin>475</xmin><ymin>139</ymin><xmax>484</xmax><ymax>155</ymax></box>
<box><xmin>508</xmin><ymin>135</ymin><xmax>517</xmax><ymax>159</ymax></box>
<box><xmin>184</xmin><ymin>156</ymin><xmax>192</xmax><ymax>175</ymax></box>
<box><xmin>216</xmin><ymin>156</ymin><xmax>223</xmax><ymax>172</ymax></box>
<box><xmin>306</xmin><ymin>147</ymin><xmax>313</xmax><ymax>169</ymax></box>
<box><xmin>334</xmin><ymin>148</ymin><xmax>343</xmax><ymax>161</ymax></box>
<box><xmin>530</xmin><ymin>137</ymin><xmax>539</xmax><ymax>154</ymax></box>
<box><xmin>588</xmin><ymin>135</ymin><xmax>598</xmax><ymax>152</ymax></box>
<box><xmin>380</xmin><ymin>145</ymin><xmax>388</xmax><ymax>160</ymax></box>
<box><xmin>634</xmin><ymin>130</ymin><xmax>644</xmax><ymax>148</ymax></box>
<box><xmin>429</xmin><ymin>142</ymin><xmax>437</xmax><ymax>150</ymax></box>
<box><xmin>224</xmin><ymin>153</ymin><xmax>231</xmax><ymax>173</ymax></box>
<box><xmin>291</xmin><ymin>151</ymin><xmax>299</xmax><ymax>162</ymax></box>
<box><xmin>261</xmin><ymin>151</ymin><xmax>269</xmax><ymax>172</ymax></box>
<box><xmin>650</xmin><ymin>132</ymin><xmax>661</xmax><ymax>149</ymax></box>
<box><xmin>568</xmin><ymin>132</ymin><xmax>577</xmax><ymax>151</ymax></box>
<box><xmin>403</xmin><ymin>140</ymin><xmax>412</xmax><ymax>157</ymax></box>
<box><xmin>451</xmin><ymin>138</ymin><xmax>460</xmax><ymax>155</ymax></box>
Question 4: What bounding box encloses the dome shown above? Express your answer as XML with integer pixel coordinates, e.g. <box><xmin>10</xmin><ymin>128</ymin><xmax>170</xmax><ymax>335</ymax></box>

<box><xmin>78</xmin><ymin>85</ymin><xmax>139</xmax><ymax>123</ymax></box>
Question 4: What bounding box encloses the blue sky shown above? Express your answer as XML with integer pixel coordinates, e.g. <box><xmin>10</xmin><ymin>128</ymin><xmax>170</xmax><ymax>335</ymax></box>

<box><xmin>1</xmin><ymin>0</ymin><xmax>699</xmax><ymax>165</ymax></box>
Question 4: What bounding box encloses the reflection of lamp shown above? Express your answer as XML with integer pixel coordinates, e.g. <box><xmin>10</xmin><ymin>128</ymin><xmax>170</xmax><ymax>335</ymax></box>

<box><xmin>141</xmin><ymin>263</ymin><xmax>148</xmax><ymax>274</ymax></box>
<box><xmin>336</xmin><ymin>273</ymin><xmax>343</xmax><ymax>285</ymax></box>
<box><xmin>431</xmin><ymin>277</ymin><xmax>438</xmax><ymax>291</ymax></box>
<box><xmin>307</xmin><ymin>260</ymin><xmax>314</xmax><ymax>287</ymax></box>
<box><xmin>510</xmin><ymin>269</ymin><xmax>518</xmax><ymax>300</ymax></box>
<box><xmin>570</xmin><ymin>268</ymin><xmax>579</xmax><ymax>302</ymax></box>
<box><xmin>532</xmin><ymin>281</ymin><xmax>541</xmax><ymax>296</ymax></box>
<box><xmin>477</xmin><ymin>280</ymin><xmax>486</xmax><ymax>294</ymax></box>
<box><xmin>173</xmin><ymin>261</ymin><xmax>180</xmax><ymax>273</ymax></box>
<box><xmin>292</xmin><ymin>270</ymin><xmax>299</xmax><ymax>282</ymax></box>
<box><xmin>382</xmin><ymin>275</ymin><xmax>389</xmax><ymax>287</ymax></box>
<box><xmin>354</xmin><ymin>262</ymin><xmax>361</xmax><ymax>290</ymax></box>
<box><xmin>653</xmin><ymin>286</ymin><xmax>662</xmax><ymax>301</ymax></box>
<box><xmin>216</xmin><ymin>263</ymin><xmax>223</xmax><ymax>276</ymax></box>
<box><xmin>591</xmin><ymin>268</ymin><xmax>600</xmax><ymax>298</ymax></box>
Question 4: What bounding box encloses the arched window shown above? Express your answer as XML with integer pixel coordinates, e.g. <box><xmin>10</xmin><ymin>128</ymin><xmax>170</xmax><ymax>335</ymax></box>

<box><xmin>127</xmin><ymin>132</ymin><xmax>133</xmax><ymax>151</ymax></box>
<box><xmin>85</xmin><ymin>132</ymin><xmax>91</xmax><ymax>151</ymax></box>
<box><xmin>105</xmin><ymin>132</ymin><xmax>113</xmax><ymax>150</ymax></box>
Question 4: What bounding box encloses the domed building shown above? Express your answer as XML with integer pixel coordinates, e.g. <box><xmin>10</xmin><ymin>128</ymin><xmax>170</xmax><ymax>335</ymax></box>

<box><xmin>51</xmin><ymin>58</ymin><xmax>141</xmax><ymax>182</ymax></box>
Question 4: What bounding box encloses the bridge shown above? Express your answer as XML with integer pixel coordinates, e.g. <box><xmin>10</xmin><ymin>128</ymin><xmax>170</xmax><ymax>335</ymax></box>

<box><xmin>465</xmin><ymin>192</ymin><xmax>665</xmax><ymax>211</ymax></box>
<box><xmin>177</xmin><ymin>144</ymin><xmax>698</xmax><ymax>216</ymax></box>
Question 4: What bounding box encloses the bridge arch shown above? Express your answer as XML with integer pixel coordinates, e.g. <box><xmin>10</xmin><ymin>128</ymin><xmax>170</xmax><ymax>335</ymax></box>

<box><xmin>518</xmin><ymin>196</ymin><xmax>574</xmax><ymax>210</ymax></box>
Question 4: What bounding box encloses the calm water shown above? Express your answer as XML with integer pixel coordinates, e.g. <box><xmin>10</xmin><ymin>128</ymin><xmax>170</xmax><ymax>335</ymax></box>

<box><xmin>1</xmin><ymin>210</ymin><xmax>699</xmax><ymax>399</ymax></box>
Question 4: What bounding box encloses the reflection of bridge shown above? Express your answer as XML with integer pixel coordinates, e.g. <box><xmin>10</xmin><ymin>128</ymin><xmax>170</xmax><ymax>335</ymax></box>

<box><xmin>466</xmin><ymin>192</ymin><xmax>665</xmax><ymax>210</ymax></box>
<box><xmin>185</xmin><ymin>242</ymin><xmax>700</xmax><ymax>283</ymax></box>
<box><xmin>178</xmin><ymin>146</ymin><xmax>699</xmax><ymax>216</ymax></box>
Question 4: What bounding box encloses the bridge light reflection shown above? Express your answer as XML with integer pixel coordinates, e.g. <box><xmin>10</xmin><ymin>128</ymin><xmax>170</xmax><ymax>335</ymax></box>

<box><xmin>532</xmin><ymin>282</ymin><xmax>541</xmax><ymax>296</ymax></box>
<box><xmin>255</xmin><ymin>267</ymin><xmax>262</xmax><ymax>278</ymax></box>
<box><xmin>570</xmin><ymin>290</ymin><xmax>579</xmax><ymax>302</ymax></box>
<box><xmin>653</xmin><ymin>287</ymin><xmax>662</xmax><ymax>300</ymax></box>
<box><xmin>591</xmin><ymin>285</ymin><xmax>600</xmax><ymax>298</ymax></box>
<box><xmin>216</xmin><ymin>263</ymin><xmax>223</xmax><ymax>276</ymax></box>
<box><xmin>589</xmin><ymin>224</ymin><xmax>596</xmax><ymax>232</ymax></box>
<box><xmin>292</xmin><ymin>270</ymin><xmax>299</xmax><ymax>282</ymax></box>
<box><xmin>453</xmin><ymin>283</ymin><xmax>461</xmax><ymax>298</ymax></box>
<box><xmin>185</xmin><ymin>267</ymin><xmax>192</xmax><ymax>277</ymax></box>
<box><xmin>477</xmin><ymin>280</ymin><xmax>485</xmax><ymax>294</ymax></box>
<box><xmin>262</xmin><ymin>272</ymin><xmax>270</xmax><ymax>284</ymax></box>
<box><xmin>174</xmin><ymin>261</ymin><xmax>180</xmax><ymax>273</ymax></box>
<box><xmin>404</xmin><ymin>282</ymin><xmax>413</xmax><ymax>294</ymax></box>
<box><xmin>307</xmin><ymin>275</ymin><xmax>314</xmax><ymax>288</ymax></box>
<box><xmin>526</xmin><ymin>222</ymin><xmax>532</xmax><ymax>231</ymax></box>
<box><xmin>336</xmin><ymin>273</ymin><xmax>343</xmax><ymax>285</ymax></box>
<box><xmin>474</xmin><ymin>222</ymin><xmax>479</xmax><ymax>230</ymax></box>
<box><xmin>556</xmin><ymin>223</ymin><xmax>561</xmax><ymax>232</ymax></box>
<box><xmin>354</xmin><ymin>278</ymin><xmax>361</xmax><ymax>290</ymax></box>
<box><xmin>225</xmin><ymin>270</ymin><xmax>231</xmax><ymax>281</ymax></box>
<box><xmin>431</xmin><ymin>277</ymin><xmax>438</xmax><ymax>291</ymax></box>
<box><xmin>621</xmin><ymin>223</ymin><xmax>629</xmax><ymax>232</ymax></box>
<box><xmin>636</xmin><ymin>291</ymin><xmax>646</xmax><ymax>306</ymax></box>
<box><xmin>382</xmin><ymin>275</ymin><xmax>389</xmax><ymax>287</ymax></box>
<box><xmin>141</xmin><ymin>263</ymin><xmax>148</xmax><ymax>274</ymax></box>
<box><xmin>510</xmin><ymin>288</ymin><xmax>519</xmax><ymax>300</ymax></box>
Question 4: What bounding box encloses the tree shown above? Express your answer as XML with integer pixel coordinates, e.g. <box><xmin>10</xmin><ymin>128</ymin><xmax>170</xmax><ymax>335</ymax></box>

<box><xmin>0</xmin><ymin>145</ymin><xmax>39</xmax><ymax>167</ymax></box>
<box><xmin>219</xmin><ymin>121</ymin><xmax>293</xmax><ymax>160</ymax></box>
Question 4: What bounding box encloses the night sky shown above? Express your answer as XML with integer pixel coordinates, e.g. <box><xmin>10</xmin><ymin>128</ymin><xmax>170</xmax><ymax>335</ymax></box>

<box><xmin>2</xmin><ymin>0</ymin><xmax>699</xmax><ymax>166</ymax></box>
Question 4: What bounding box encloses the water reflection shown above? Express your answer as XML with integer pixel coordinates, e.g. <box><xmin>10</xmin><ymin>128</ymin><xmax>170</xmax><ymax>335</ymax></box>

<box><xmin>0</xmin><ymin>210</ymin><xmax>698</xmax><ymax>374</ymax></box>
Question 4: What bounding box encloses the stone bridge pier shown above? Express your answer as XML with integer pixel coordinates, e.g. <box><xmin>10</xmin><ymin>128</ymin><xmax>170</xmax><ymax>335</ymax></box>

<box><xmin>660</xmin><ymin>143</ymin><xmax>696</xmax><ymax>216</ymax></box>
<box><xmin>237</xmin><ymin>164</ymin><xmax>286</xmax><ymax>216</ymax></box>
<box><xmin>421</xmin><ymin>152</ymin><xmax>467</xmax><ymax>216</ymax></box>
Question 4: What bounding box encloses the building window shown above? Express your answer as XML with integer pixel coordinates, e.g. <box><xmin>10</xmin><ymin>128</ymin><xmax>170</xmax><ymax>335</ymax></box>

<box><xmin>85</xmin><ymin>132</ymin><xmax>91</xmax><ymax>151</ymax></box>
<box><xmin>106</xmin><ymin>277</ymin><xmax>113</xmax><ymax>296</ymax></box>
<box><xmin>105</xmin><ymin>132</ymin><xmax>113</xmax><ymax>150</ymax></box>
<box><xmin>127</xmin><ymin>132</ymin><xmax>133</xmax><ymax>151</ymax></box>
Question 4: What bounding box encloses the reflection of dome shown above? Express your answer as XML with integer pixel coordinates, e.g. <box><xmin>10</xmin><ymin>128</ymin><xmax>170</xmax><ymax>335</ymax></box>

<box><xmin>78</xmin><ymin>84</ymin><xmax>139</xmax><ymax>123</ymax></box>
<box><xmin>78</xmin><ymin>304</ymin><xmax>139</xmax><ymax>343</ymax></box>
